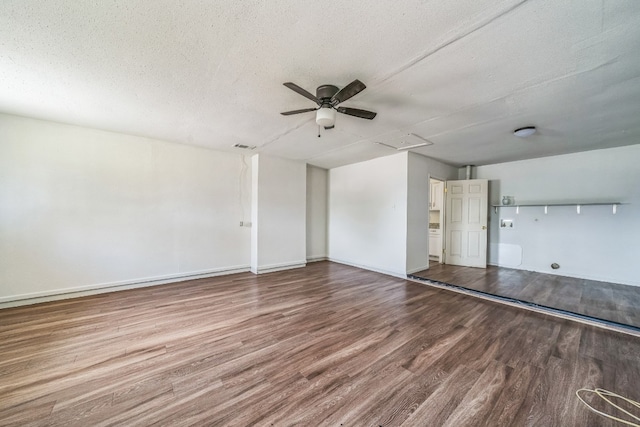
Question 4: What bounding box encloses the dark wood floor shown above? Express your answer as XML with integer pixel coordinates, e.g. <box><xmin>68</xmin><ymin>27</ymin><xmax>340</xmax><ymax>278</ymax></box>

<box><xmin>413</xmin><ymin>262</ymin><xmax>640</xmax><ymax>329</ymax></box>
<box><xmin>1</xmin><ymin>261</ymin><xmax>639</xmax><ymax>426</ymax></box>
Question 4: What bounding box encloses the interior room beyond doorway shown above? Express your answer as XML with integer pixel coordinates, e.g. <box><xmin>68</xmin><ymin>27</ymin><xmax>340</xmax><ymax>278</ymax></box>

<box><xmin>411</xmin><ymin>261</ymin><xmax>640</xmax><ymax>331</ymax></box>
<box><xmin>428</xmin><ymin>178</ymin><xmax>444</xmax><ymax>263</ymax></box>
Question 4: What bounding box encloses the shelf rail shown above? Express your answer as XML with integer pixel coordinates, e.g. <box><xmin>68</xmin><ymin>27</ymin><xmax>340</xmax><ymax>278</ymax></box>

<box><xmin>492</xmin><ymin>202</ymin><xmax>622</xmax><ymax>214</ymax></box>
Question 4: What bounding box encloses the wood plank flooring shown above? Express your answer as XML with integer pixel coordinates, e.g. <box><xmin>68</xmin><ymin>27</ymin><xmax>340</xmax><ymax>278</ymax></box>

<box><xmin>413</xmin><ymin>262</ymin><xmax>640</xmax><ymax>329</ymax></box>
<box><xmin>1</xmin><ymin>261</ymin><xmax>639</xmax><ymax>426</ymax></box>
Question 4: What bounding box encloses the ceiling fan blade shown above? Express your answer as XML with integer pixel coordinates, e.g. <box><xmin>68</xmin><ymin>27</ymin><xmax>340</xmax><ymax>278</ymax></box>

<box><xmin>280</xmin><ymin>107</ymin><xmax>318</xmax><ymax>116</ymax></box>
<box><xmin>331</xmin><ymin>79</ymin><xmax>366</xmax><ymax>105</ymax></box>
<box><xmin>283</xmin><ymin>82</ymin><xmax>319</xmax><ymax>104</ymax></box>
<box><xmin>336</xmin><ymin>107</ymin><xmax>377</xmax><ymax>120</ymax></box>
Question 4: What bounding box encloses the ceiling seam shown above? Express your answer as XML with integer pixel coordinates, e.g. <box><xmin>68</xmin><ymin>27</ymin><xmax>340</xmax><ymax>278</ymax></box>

<box><xmin>259</xmin><ymin>117</ymin><xmax>314</xmax><ymax>149</ymax></box>
<box><xmin>300</xmin><ymin>0</ymin><xmax>531</xmax><ymax>160</ymax></box>
<box><xmin>369</xmin><ymin>0</ymin><xmax>530</xmax><ymax>88</ymax></box>
<box><xmin>304</xmin><ymin>139</ymin><xmax>370</xmax><ymax>162</ymax></box>
<box><xmin>411</xmin><ymin>56</ymin><xmax>622</xmax><ymax>139</ymax></box>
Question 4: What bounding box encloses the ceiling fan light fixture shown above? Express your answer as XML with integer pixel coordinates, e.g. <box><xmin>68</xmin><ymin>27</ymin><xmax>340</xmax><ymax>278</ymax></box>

<box><xmin>316</xmin><ymin>107</ymin><xmax>336</xmax><ymax>127</ymax></box>
<box><xmin>513</xmin><ymin>126</ymin><xmax>536</xmax><ymax>137</ymax></box>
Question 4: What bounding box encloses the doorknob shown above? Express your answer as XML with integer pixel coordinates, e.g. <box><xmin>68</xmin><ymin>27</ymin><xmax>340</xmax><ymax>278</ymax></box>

<box><xmin>482</xmin><ymin>226</ymin><xmax>487</xmax><ymax>230</ymax></box>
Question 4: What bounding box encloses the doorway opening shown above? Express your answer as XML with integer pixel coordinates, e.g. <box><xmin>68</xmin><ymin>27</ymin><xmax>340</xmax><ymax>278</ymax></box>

<box><xmin>429</xmin><ymin>178</ymin><xmax>445</xmax><ymax>264</ymax></box>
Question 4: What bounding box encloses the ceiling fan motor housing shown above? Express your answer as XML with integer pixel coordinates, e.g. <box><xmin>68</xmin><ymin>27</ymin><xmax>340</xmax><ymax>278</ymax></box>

<box><xmin>316</xmin><ymin>85</ymin><xmax>339</xmax><ymax>103</ymax></box>
<box><xmin>315</xmin><ymin>85</ymin><xmax>339</xmax><ymax>127</ymax></box>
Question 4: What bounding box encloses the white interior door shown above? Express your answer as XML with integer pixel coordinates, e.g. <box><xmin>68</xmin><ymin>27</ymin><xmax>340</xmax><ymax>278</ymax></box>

<box><xmin>444</xmin><ymin>179</ymin><xmax>488</xmax><ymax>268</ymax></box>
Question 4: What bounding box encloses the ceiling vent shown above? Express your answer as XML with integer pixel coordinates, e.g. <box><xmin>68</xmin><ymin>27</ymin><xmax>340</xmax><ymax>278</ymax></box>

<box><xmin>374</xmin><ymin>133</ymin><xmax>434</xmax><ymax>151</ymax></box>
<box><xmin>232</xmin><ymin>143</ymin><xmax>256</xmax><ymax>150</ymax></box>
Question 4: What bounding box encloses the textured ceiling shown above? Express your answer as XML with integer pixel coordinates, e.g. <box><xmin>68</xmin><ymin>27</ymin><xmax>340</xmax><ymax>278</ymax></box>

<box><xmin>1</xmin><ymin>0</ymin><xmax>640</xmax><ymax>168</ymax></box>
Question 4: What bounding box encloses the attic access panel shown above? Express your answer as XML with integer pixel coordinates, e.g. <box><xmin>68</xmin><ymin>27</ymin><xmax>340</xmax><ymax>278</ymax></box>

<box><xmin>375</xmin><ymin>133</ymin><xmax>434</xmax><ymax>151</ymax></box>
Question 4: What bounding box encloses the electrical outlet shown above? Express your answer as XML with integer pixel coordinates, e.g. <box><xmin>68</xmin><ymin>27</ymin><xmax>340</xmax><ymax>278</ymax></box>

<box><xmin>500</xmin><ymin>219</ymin><xmax>514</xmax><ymax>229</ymax></box>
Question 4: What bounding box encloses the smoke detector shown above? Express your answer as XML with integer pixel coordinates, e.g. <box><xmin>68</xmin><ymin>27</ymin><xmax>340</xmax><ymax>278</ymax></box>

<box><xmin>513</xmin><ymin>126</ymin><xmax>536</xmax><ymax>137</ymax></box>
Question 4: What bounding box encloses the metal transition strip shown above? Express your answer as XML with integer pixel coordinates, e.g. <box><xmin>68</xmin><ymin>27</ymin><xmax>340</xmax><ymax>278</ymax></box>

<box><xmin>407</xmin><ymin>274</ymin><xmax>640</xmax><ymax>337</ymax></box>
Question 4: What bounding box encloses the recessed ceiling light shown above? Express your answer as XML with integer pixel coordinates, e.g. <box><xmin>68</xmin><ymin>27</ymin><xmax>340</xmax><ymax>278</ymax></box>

<box><xmin>513</xmin><ymin>126</ymin><xmax>536</xmax><ymax>137</ymax></box>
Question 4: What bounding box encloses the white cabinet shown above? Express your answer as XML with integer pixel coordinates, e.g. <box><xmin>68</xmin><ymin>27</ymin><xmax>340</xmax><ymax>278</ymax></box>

<box><xmin>430</xmin><ymin>181</ymin><xmax>444</xmax><ymax>210</ymax></box>
<box><xmin>429</xmin><ymin>230</ymin><xmax>441</xmax><ymax>257</ymax></box>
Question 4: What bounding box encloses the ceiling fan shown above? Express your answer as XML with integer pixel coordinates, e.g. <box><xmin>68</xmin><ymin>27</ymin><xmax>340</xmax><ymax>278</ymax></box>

<box><xmin>280</xmin><ymin>79</ymin><xmax>377</xmax><ymax>130</ymax></box>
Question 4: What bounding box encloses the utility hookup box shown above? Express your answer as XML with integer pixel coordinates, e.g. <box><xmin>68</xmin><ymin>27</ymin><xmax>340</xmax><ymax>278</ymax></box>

<box><xmin>500</xmin><ymin>219</ymin><xmax>514</xmax><ymax>229</ymax></box>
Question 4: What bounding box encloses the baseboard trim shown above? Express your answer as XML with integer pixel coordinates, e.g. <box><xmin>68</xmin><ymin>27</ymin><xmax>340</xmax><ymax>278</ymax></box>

<box><xmin>406</xmin><ymin>264</ymin><xmax>430</xmax><ymax>275</ymax></box>
<box><xmin>306</xmin><ymin>256</ymin><xmax>328</xmax><ymax>263</ymax></box>
<box><xmin>0</xmin><ymin>265</ymin><xmax>251</xmax><ymax>309</ymax></box>
<box><xmin>253</xmin><ymin>261</ymin><xmax>306</xmax><ymax>274</ymax></box>
<box><xmin>328</xmin><ymin>258</ymin><xmax>406</xmax><ymax>279</ymax></box>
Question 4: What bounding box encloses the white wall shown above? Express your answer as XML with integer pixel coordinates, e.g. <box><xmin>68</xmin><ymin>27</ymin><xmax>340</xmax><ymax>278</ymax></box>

<box><xmin>328</xmin><ymin>153</ymin><xmax>408</xmax><ymax>277</ymax></box>
<box><xmin>306</xmin><ymin>165</ymin><xmax>328</xmax><ymax>262</ymax></box>
<box><xmin>475</xmin><ymin>144</ymin><xmax>640</xmax><ymax>286</ymax></box>
<box><xmin>0</xmin><ymin>113</ymin><xmax>252</xmax><ymax>305</ymax></box>
<box><xmin>251</xmin><ymin>154</ymin><xmax>306</xmax><ymax>274</ymax></box>
<box><xmin>406</xmin><ymin>153</ymin><xmax>458</xmax><ymax>273</ymax></box>
<box><xmin>328</xmin><ymin>152</ymin><xmax>458</xmax><ymax>277</ymax></box>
